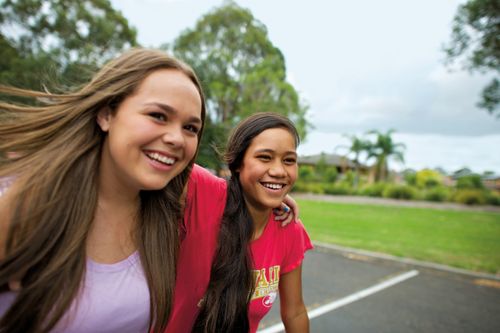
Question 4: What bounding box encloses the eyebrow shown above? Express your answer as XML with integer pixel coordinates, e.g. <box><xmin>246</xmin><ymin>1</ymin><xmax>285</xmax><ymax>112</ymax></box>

<box><xmin>145</xmin><ymin>102</ymin><xmax>202</xmax><ymax>125</ymax></box>
<box><xmin>254</xmin><ymin>148</ymin><xmax>297</xmax><ymax>156</ymax></box>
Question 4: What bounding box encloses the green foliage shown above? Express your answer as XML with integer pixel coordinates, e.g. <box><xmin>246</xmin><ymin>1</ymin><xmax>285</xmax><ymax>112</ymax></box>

<box><xmin>292</xmin><ymin>181</ymin><xmax>325</xmax><ymax>194</ymax></box>
<box><xmin>444</xmin><ymin>0</ymin><xmax>500</xmax><ymax>116</ymax></box>
<box><xmin>403</xmin><ymin>170</ymin><xmax>417</xmax><ymax>186</ymax></box>
<box><xmin>382</xmin><ymin>184</ymin><xmax>417</xmax><ymax>200</ymax></box>
<box><xmin>314</xmin><ymin>154</ymin><xmax>338</xmax><ymax>182</ymax></box>
<box><xmin>424</xmin><ymin>187</ymin><xmax>451</xmax><ymax>202</ymax></box>
<box><xmin>456</xmin><ymin>174</ymin><xmax>484</xmax><ymax>189</ymax></box>
<box><xmin>359</xmin><ymin>182</ymin><xmax>388</xmax><ymax>197</ymax></box>
<box><xmin>485</xmin><ymin>192</ymin><xmax>500</xmax><ymax>206</ymax></box>
<box><xmin>323</xmin><ymin>183</ymin><xmax>352</xmax><ymax>195</ymax></box>
<box><xmin>415</xmin><ymin>169</ymin><xmax>443</xmax><ymax>188</ymax></box>
<box><xmin>0</xmin><ymin>0</ymin><xmax>138</xmax><ymax>90</ymax></box>
<box><xmin>298</xmin><ymin>165</ymin><xmax>315</xmax><ymax>181</ymax></box>
<box><xmin>299</xmin><ymin>199</ymin><xmax>500</xmax><ymax>273</ymax></box>
<box><xmin>323</xmin><ymin>167</ymin><xmax>338</xmax><ymax>183</ymax></box>
<box><xmin>365</xmin><ymin>129</ymin><xmax>406</xmax><ymax>182</ymax></box>
<box><xmin>453</xmin><ymin>189</ymin><xmax>487</xmax><ymax>205</ymax></box>
<box><xmin>169</xmin><ymin>1</ymin><xmax>309</xmax><ymax>167</ymax></box>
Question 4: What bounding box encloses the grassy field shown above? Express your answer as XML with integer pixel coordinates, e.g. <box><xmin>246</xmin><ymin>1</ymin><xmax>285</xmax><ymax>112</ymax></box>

<box><xmin>298</xmin><ymin>199</ymin><xmax>500</xmax><ymax>274</ymax></box>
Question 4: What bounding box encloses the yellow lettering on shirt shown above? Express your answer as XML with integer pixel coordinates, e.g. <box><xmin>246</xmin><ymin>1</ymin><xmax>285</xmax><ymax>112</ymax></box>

<box><xmin>251</xmin><ymin>265</ymin><xmax>280</xmax><ymax>300</ymax></box>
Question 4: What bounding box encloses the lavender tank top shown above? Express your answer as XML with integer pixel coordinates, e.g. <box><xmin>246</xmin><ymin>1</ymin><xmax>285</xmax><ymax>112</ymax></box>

<box><xmin>0</xmin><ymin>252</ymin><xmax>151</xmax><ymax>332</ymax></box>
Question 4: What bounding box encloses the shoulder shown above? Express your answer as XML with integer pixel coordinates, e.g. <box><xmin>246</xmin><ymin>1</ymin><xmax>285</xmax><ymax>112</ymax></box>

<box><xmin>189</xmin><ymin>164</ymin><xmax>226</xmax><ymax>190</ymax></box>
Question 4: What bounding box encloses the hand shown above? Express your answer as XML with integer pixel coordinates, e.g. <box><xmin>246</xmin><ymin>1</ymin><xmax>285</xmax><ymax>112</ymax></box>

<box><xmin>274</xmin><ymin>194</ymin><xmax>300</xmax><ymax>227</ymax></box>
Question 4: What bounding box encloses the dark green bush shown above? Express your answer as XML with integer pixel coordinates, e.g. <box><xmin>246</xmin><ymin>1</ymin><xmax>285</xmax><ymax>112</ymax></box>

<box><xmin>453</xmin><ymin>189</ymin><xmax>487</xmax><ymax>205</ymax></box>
<box><xmin>485</xmin><ymin>192</ymin><xmax>500</xmax><ymax>206</ymax></box>
<box><xmin>292</xmin><ymin>181</ymin><xmax>325</xmax><ymax>194</ymax></box>
<box><xmin>323</xmin><ymin>183</ymin><xmax>352</xmax><ymax>195</ymax></box>
<box><xmin>382</xmin><ymin>184</ymin><xmax>417</xmax><ymax>200</ymax></box>
<box><xmin>456</xmin><ymin>175</ymin><xmax>484</xmax><ymax>189</ymax></box>
<box><xmin>360</xmin><ymin>182</ymin><xmax>388</xmax><ymax>197</ymax></box>
<box><xmin>424</xmin><ymin>187</ymin><xmax>450</xmax><ymax>202</ymax></box>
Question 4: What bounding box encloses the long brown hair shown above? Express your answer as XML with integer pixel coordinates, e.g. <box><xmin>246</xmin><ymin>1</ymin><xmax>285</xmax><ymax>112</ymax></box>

<box><xmin>193</xmin><ymin>112</ymin><xmax>299</xmax><ymax>333</ymax></box>
<box><xmin>0</xmin><ymin>48</ymin><xmax>206</xmax><ymax>333</ymax></box>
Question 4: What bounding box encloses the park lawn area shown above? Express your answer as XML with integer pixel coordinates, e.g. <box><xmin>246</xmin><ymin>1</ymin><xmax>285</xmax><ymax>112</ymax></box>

<box><xmin>297</xmin><ymin>199</ymin><xmax>500</xmax><ymax>274</ymax></box>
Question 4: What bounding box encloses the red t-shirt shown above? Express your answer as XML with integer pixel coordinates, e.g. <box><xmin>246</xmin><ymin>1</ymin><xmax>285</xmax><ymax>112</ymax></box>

<box><xmin>165</xmin><ymin>165</ymin><xmax>313</xmax><ymax>333</ymax></box>
<box><xmin>249</xmin><ymin>213</ymin><xmax>313</xmax><ymax>333</ymax></box>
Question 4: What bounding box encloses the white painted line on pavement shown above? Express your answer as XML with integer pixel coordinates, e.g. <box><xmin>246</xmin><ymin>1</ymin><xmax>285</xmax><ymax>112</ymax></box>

<box><xmin>258</xmin><ymin>269</ymin><xmax>419</xmax><ymax>333</ymax></box>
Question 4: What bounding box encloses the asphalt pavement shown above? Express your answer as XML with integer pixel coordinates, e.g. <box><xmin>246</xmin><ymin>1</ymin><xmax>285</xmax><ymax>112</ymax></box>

<box><xmin>257</xmin><ymin>244</ymin><xmax>500</xmax><ymax>333</ymax></box>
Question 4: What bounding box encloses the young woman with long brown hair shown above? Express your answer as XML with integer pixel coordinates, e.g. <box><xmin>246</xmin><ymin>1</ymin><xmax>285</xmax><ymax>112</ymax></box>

<box><xmin>166</xmin><ymin>113</ymin><xmax>311</xmax><ymax>333</ymax></box>
<box><xmin>0</xmin><ymin>48</ymin><xmax>206</xmax><ymax>333</ymax></box>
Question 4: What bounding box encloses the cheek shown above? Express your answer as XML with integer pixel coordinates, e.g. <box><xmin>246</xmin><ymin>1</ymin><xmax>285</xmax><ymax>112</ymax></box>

<box><xmin>289</xmin><ymin>166</ymin><xmax>298</xmax><ymax>184</ymax></box>
<box><xmin>185</xmin><ymin>136</ymin><xmax>199</xmax><ymax>160</ymax></box>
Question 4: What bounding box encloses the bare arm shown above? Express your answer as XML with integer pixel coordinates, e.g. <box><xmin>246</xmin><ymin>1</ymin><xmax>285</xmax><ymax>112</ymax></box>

<box><xmin>279</xmin><ymin>265</ymin><xmax>309</xmax><ymax>333</ymax></box>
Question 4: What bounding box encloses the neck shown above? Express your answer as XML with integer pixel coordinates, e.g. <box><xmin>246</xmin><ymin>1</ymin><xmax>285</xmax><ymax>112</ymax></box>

<box><xmin>245</xmin><ymin>199</ymin><xmax>272</xmax><ymax>241</ymax></box>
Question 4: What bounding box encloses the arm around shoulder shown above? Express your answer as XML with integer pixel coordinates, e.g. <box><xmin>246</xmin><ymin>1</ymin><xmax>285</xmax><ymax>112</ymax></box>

<box><xmin>279</xmin><ymin>265</ymin><xmax>309</xmax><ymax>333</ymax></box>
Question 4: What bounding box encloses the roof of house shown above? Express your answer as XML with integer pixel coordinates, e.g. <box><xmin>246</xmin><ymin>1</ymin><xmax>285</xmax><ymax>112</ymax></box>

<box><xmin>298</xmin><ymin>153</ymin><xmax>358</xmax><ymax>168</ymax></box>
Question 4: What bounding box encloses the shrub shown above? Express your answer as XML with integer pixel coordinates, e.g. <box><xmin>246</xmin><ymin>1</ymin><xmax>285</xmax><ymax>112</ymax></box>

<box><xmin>424</xmin><ymin>187</ymin><xmax>450</xmax><ymax>202</ymax></box>
<box><xmin>298</xmin><ymin>165</ymin><xmax>316</xmax><ymax>181</ymax></box>
<box><xmin>323</xmin><ymin>167</ymin><xmax>338</xmax><ymax>183</ymax></box>
<box><xmin>324</xmin><ymin>183</ymin><xmax>352</xmax><ymax>195</ymax></box>
<box><xmin>360</xmin><ymin>182</ymin><xmax>388</xmax><ymax>197</ymax></box>
<box><xmin>485</xmin><ymin>192</ymin><xmax>500</xmax><ymax>206</ymax></box>
<box><xmin>453</xmin><ymin>189</ymin><xmax>487</xmax><ymax>205</ymax></box>
<box><xmin>382</xmin><ymin>184</ymin><xmax>417</xmax><ymax>200</ymax></box>
<box><xmin>292</xmin><ymin>181</ymin><xmax>325</xmax><ymax>194</ymax></box>
<box><xmin>456</xmin><ymin>175</ymin><xmax>484</xmax><ymax>189</ymax></box>
<box><xmin>416</xmin><ymin>169</ymin><xmax>443</xmax><ymax>188</ymax></box>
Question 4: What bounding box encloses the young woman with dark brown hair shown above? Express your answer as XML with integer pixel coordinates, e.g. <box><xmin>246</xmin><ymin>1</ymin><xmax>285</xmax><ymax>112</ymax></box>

<box><xmin>166</xmin><ymin>113</ymin><xmax>311</xmax><ymax>333</ymax></box>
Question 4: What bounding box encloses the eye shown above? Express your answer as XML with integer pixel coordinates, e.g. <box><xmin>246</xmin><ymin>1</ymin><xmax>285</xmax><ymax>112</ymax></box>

<box><xmin>149</xmin><ymin>112</ymin><xmax>166</xmax><ymax>122</ymax></box>
<box><xmin>257</xmin><ymin>155</ymin><xmax>271</xmax><ymax>161</ymax></box>
<box><xmin>284</xmin><ymin>157</ymin><xmax>297</xmax><ymax>165</ymax></box>
<box><xmin>184</xmin><ymin>124</ymin><xmax>200</xmax><ymax>134</ymax></box>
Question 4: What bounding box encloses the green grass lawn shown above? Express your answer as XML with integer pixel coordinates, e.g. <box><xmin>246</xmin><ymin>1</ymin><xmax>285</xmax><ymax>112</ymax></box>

<box><xmin>298</xmin><ymin>199</ymin><xmax>500</xmax><ymax>274</ymax></box>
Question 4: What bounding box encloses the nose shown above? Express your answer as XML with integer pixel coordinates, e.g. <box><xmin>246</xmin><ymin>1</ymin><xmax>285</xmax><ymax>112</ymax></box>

<box><xmin>268</xmin><ymin>161</ymin><xmax>287</xmax><ymax>178</ymax></box>
<box><xmin>161</xmin><ymin>124</ymin><xmax>185</xmax><ymax>148</ymax></box>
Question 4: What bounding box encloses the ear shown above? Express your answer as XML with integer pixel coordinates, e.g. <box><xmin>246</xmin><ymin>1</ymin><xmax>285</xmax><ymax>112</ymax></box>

<box><xmin>96</xmin><ymin>107</ymin><xmax>112</xmax><ymax>132</ymax></box>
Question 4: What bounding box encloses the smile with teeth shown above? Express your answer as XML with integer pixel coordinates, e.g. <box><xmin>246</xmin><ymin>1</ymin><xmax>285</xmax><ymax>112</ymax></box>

<box><xmin>261</xmin><ymin>182</ymin><xmax>285</xmax><ymax>190</ymax></box>
<box><xmin>146</xmin><ymin>152</ymin><xmax>176</xmax><ymax>165</ymax></box>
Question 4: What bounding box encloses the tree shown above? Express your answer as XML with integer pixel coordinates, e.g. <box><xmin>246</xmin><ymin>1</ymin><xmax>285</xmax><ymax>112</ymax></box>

<box><xmin>444</xmin><ymin>0</ymin><xmax>500</xmax><ymax>117</ymax></box>
<box><xmin>335</xmin><ymin>134</ymin><xmax>371</xmax><ymax>187</ymax></box>
<box><xmin>0</xmin><ymin>0</ymin><xmax>138</xmax><ymax>90</ymax></box>
<box><xmin>168</xmin><ymin>1</ymin><xmax>309</xmax><ymax>168</ymax></box>
<box><xmin>366</xmin><ymin>130</ymin><xmax>406</xmax><ymax>182</ymax></box>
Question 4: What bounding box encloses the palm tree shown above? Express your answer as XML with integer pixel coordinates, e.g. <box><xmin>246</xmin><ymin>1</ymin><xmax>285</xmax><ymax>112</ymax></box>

<box><xmin>366</xmin><ymin>129</ymin><xmax>406</xmax><ymax>182</ymax></box>
<box><xmin>335</xmin><ymin>134</ymin><xmax>371</xmax><ymax>187</ymax></box>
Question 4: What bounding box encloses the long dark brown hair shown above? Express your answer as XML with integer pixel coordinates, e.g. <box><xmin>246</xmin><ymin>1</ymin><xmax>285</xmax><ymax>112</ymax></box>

<box><xmin>0</xmin><ymin>48</ymin><xmax>206</xmax><ymax>333</ymax></box>
<box><xmin>193</xmin><ymin>112</ymin><xmax>299</xmax><ymax>333</ymax></box>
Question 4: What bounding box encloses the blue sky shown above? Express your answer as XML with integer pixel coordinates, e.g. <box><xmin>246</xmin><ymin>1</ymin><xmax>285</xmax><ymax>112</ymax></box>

<box><xmin>111</xmin><ymin>0</ymin><xmax>500</xmax><ymax>174</ymax></box>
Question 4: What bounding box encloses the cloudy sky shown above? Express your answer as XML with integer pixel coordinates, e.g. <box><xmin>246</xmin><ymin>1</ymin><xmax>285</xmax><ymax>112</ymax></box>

<box><xmin>111</xmin><ymin>0</ymin><xmax>500</xmax><ymax>174</ymax></box>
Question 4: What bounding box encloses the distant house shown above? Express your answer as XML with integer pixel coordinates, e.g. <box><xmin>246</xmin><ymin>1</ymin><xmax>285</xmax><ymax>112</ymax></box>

<box><xmin>451</xmin><ymin>168</ymin><xmax>473</xmax><ymax>179</ymax></box>
<box><xmin>482</xmin><ymin>174</ymin><xmax>500</xmax><ymax>191</ymax></box>
<box><xmin>298</xmin><ymin>153</ymin><xmax>368</xmax><ymax>174</ymax></box>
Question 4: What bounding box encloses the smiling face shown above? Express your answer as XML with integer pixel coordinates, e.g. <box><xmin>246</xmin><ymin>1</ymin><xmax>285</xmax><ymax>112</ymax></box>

<box><xmin>97</xmin><ymin>68</ymin><xmax>202</xmax><ymax>194</ymax></box>
<box><xmin>238</xmin><ymin>127</ymin><xmax>298</xmax><ymax>213</ymax></box>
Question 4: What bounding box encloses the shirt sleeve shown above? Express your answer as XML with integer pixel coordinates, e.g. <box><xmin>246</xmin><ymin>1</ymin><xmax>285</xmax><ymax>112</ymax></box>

<box><xmin>183</xmin><ymin>164</ymin><xmax>226</xmax><ymax>233</ymax></box>
<box><xmin>281</xmin><ymin>221</ymin><xmax>313</xmax><ymax>275</ymax></box>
